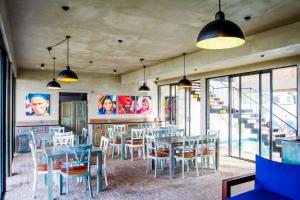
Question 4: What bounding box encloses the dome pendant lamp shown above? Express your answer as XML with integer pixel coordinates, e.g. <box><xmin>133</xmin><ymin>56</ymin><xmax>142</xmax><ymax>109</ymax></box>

<box><xmin>138</xmin><ymin>58</ymin><xmax>150</xmax><ymax>92</ymax></box>
<box><xmin>57</xmin><ymin>36</ymin><xmax>79</xmax><ymax>82</ymax></box>
<box><xmin>177</xmin><ymin>53</ymin><xmax>192</xmax><ymax>88</ymax></box>
<box><xmin>47</xmin><ymin>57</ymin><xmax>61</xmax><ymax>90</ymax></box>
<box><xmin>196</xmin><ymin>0</ymin><xmax>245</xmax><ymax>49</ymax></box>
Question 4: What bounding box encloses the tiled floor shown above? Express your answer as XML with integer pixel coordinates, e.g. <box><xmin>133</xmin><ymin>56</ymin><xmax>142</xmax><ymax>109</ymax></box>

<box><xmin>5</xmin><ymin>153</ymin><xmax>254</xmax><ymax>200</ymax></box>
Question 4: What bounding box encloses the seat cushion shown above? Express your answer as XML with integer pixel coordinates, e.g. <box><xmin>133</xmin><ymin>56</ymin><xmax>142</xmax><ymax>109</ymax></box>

<box><xmin>148</xmin><ymin>151</ymin><xmax>169</xmax><ymax>157</ymax></box>
<box><xmin>37</xmin><ymin>162</ymin><xmax>61</xmax><ymax>171</ymax></box>
<box><xmin>255</xmin><ymin>155</ymin><xmax>300</xmax><ymax>199</ymax></box>
<box><xmin>227</xmin><ymin>189</ymin><xmax>290</xmax><ymax>200</ymax></box>
<box><xmin>175</xmin><ymin>151</ymin><xmax>196</xmax><ymax>158</ymax></box>
<box><xmin>60</xmin><ymin>165</ymin><xmax>88</xmax><ymax>175</ymax></box>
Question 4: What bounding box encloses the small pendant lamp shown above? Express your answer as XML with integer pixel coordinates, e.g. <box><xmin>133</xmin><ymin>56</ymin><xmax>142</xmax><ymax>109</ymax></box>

<box><xmin>196</xmin><ymin>0</ymin><xmax>245</xmax><ymax>49</ymax></box>
<box><xmin>177</xmin><ymin>53</ymin><xmax>192</xmax><ymax>88</ymax></box>
<box><xmin>138</xmin><ymin>58</ymin><xmax>150</xmax><ymax>92</ymax></box>
<box><xmin>57</xmin><ymin>36</ymin><xmax>79</xmax><ymax>82</ymax></box>
<box><xmin>47</xmin><ymin>57</ymin><xmax>61</xmax><ymax>90</ymax></box>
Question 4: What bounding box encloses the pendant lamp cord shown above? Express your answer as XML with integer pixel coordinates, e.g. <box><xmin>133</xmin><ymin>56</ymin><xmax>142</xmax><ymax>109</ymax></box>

<box><xmin>219</xmin><ymin>0</ymin><xmax>221</xmax><ymax>11</ymax></box>
<box><xmin>66</xmin><ymin>36</ymin><xmax>70</xmax><ymax>66</ymax></box>
<box><xmin>52</xmin><ymin>57</ymin><xmax>56</xmax><ymax>78</ymax></box>
<box><xmin>140</xmin><ymin>58</ymin><xmax>146</xmax><ymax>83</ymax></box>
<box><xmin>183</xmin><ymin>53</ymin><xmax>186</xmax><ymax>76</ymax></box>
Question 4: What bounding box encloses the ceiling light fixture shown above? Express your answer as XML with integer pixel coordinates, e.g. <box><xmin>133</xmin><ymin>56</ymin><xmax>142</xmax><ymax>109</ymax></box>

<box><xmin>46</xmin><ymin>49</ymin><xmax>61</xmax><ymax>90</ymax></box>
<box><xmin>177</xmin><ymin>53</ymin><xmax>192</xmax><ymax>88</ymax></box>
<box><xmin>138</xmin><ymin>58</ymin><xmax>150</xmax><ymax>92</ymax></box>
<box><xmin>41</xmin><ymin>63</ymin><xmax>45</xmax><ymax>69</ymax></box>
<box><xmin>196</xmin><ymin>0</ymin><xmax>245</xmax><ymax>49</ymax></box>
<box><xmin>57</xmin><ymin>36</ymin><xmax>79</xmax><ymax>82</ymax></box>
<box><xmin>113</xmin><ymin>69</ymin><xmax>117</xmax><ymax>74</ymax></box>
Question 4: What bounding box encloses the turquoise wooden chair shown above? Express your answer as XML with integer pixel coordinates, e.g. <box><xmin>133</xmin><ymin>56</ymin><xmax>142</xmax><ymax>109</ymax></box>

<box><xmin>145</xmin><ymin>135</ymin><xmax>169</xmax><ymax>178</ymax></box>
<box><xmin>175</xmin><ymin>136</ymin><xmax>202</xmax><ymax>178</ymax></box>
<box><xmin>202</xmin><ymin>133</ymin><xmax>218</xmax><ymax>173</ymax></box>
<box><xmin>59</xmin><ymin>144</ymin><xmax>93</xmax><ymax>199</ymax></box>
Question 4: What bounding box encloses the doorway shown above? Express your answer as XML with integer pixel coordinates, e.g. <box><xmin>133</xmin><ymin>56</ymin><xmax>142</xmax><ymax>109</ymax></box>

<box><xmin>59</xmin><ymin>93</ymin><xmax>87</xmax><ymax>135</ymax></box>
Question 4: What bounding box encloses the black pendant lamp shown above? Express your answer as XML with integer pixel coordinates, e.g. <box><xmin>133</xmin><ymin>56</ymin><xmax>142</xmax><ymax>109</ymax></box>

<box><xmin>57</xmin><ymin>36</ymin><xmax>79</xmax><ymax>82</ymax></box>
<box><xmin>47</xmin><ymin>57</ymin><xmax>61</xmax><ymax>90</ymax></box>
<box><xmin>138</xmin><ymin>58</ymin><xmax>150</xmax><ymax>92</ymax></box>
<box><xmin>177</xmin><ymin>53</ymin><xmax>192</xmax><ymax>88</ymax></box>
<box><xmin>196</xmin><ymin>0</ymin><xmax>245</xmax><ymax>49</ymax></box>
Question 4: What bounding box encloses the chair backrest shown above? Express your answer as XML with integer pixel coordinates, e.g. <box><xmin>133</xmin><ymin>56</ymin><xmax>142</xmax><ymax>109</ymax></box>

<box><xmin>81</xmin><ymin>128</ymin><xmax>88</xmax><ymax>144</ymax></box>
<box><xmin>203</xmin><ymin>133</ymin><xmax>218</xmax><ymax>151</ymax></box>
<box><xmin>53</xmin><ymin>134</ymin><xmax>74</xmax><ymax>146</ymax></box>
<box><xmin>65</xmin><ymin>144</ymin><xmax>92</xmax><ymax>176</ymax></box>
<box><xmin>131</xmin><ymin>128</ymin><xmax>145</xmax><ymax>139</ymax></box>
<box><xmin>146</xmin><ymin>135</ymin><xmax>156</xmax><ymax>155</ymax></box>
<box><xmin>55</xmin><ymin>131</ymin><xmax>73</xmax><ymax>137</ymax></box>
<box><xmin>29</xmin><ymin>141</ymin><xmax>38</xmax><ymax>169</ymax></box>
<box><xmin>180</xmin><ymin>136</ymin><xmax>201</xmax><ymax>155</ymax></box>
<box><xmin>113</xmin><ymin>124</ymin><xmax>126</xmax><ymax>133</ymax></box>
<box><xmin>100</xmin><ymin>136</ymin><xmax>109</xmax><ymax>166</ymax></box>
<box><xmin>49</xmin><ymin>127</ymin><xmax>65</xmax><ymax>135</ymax></box>
<box><xmin>207</xmin><ymin>129</ymin><xmax>220</xmax><ymax>135</ymax></box>
<box><xmin>107</xmin><ymin>128</ymin><xmax>114</xmax><ymax>139</ymax></box>
<box><xmin>172</xmin><ymin>128</ymin><xmax>185</xmax><ymax>137</ymax></box>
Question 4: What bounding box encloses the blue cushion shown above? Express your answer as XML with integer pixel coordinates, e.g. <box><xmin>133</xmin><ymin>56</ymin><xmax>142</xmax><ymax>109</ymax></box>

<box><xmin>227</xmin><ymin>189</ymin><xmax>290</xmax><ymax>200</ymax></box>
<box><xmin>255</xmin><ymin>155</ymin><xmax>300</xmax><ymax>200</ymax></box>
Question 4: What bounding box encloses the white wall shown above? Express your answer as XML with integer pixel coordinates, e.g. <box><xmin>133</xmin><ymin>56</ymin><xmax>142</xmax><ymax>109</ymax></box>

<box><xmin>16</xmin><ymin>69</ymin><xmax>157</xmax><ymax>124</ymax></box>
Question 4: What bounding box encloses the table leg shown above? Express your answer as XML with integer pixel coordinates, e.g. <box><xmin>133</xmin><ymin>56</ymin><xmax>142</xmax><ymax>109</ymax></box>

<box><xmin>47</xmin><ymin>157</ymin><xmax>53</xmax><ymax>200</ymax></box>
<box><xmin>121</xmin><ymin>134</ymin><xmax>126</xmax><ymax>160</ymax></box>
<box><xmin>169</xmin><ymin>145</ymin><xmax>174</xmax><ymax>179</ymax></box>
<box><xmin>97</xmin><ymin>151</ymin><xmax>102</xmax><ymax>192</ymax></box>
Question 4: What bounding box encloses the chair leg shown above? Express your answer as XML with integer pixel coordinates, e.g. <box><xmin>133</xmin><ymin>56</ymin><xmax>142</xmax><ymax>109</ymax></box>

<box><xmin>59</xmin><ymin>174</ymin><xmax>63</xmax><ymax>195</ymax></box>
<box><xmin>182</xmin><ymin>160</ymin><xmax>185</xmax><ymax>178</ymax></box>
<box><xmin>154</xmin><ymin>159</ymin><xmax>157</xmax><ymax>178</ymax></box>
<box><xmin>66</xmin><ymin>178</ymin><xmax>69</xmax><ymax>200</ymax></box>
<box><xmin>130</xmin><ymin>147</ymin><xmax>134</xmax><ymax>161</ymax></box>
<box><xmin>146</xmin><ymin>158</ymin><xmax>149</xmax><ymax>173</ymax></box>
<box><xmin>32</xmin><ymin>170</ymin><xmax>37</xmax><ymax>198</ymax></box>
<box><xmin>143</xmin><ymin>145</ymin><xmax>146</xmax><ymax>160</ymax></box>
<box><xmin>112</xmin><ymin>145</ymin><xmax>115</xmax><ymax>160</ymax></box>
<box><xmin>195</xmin><ymin>158</ymin><xmax>199</xmax><ymax>176</ymax></box>
<box><xmin>104</xmin><ymin>168</ymin><xmax>108</xmax><ymax>187</ymax></box>
<box><xmin>88</xmin><ymin>176</ymin><xmax>93</xmax><ymax>199</ymax></box>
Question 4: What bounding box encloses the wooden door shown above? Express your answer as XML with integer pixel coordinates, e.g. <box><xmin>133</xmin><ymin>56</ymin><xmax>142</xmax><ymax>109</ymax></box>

<box><xmin>60</xmin><ymin>101</ymin><xmax>87</xmax><ymax>135</ymax></box>
<box><xmin>60</xmin><ymin>101</ymin><xmax>74</xmax><ymax>132</ymax></box>
<box><xmin>75</xmin><ymin>101</ymin><xmax>87</xmax><ymax>135</ymax></box>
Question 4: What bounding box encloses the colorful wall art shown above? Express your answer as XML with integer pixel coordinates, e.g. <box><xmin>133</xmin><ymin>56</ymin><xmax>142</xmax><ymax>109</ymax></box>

<box><xmin>135</xmin><ymin>96</ymin><xmax>152</xmax><ymax>114</ymax></box>
<box><xmin>117</xmin><ymin>96</ymin><xmax>136</xmax><ymax>114</ymax></box>
<box><xmin>25</xmin><ymin>93</ymin><xmax>50</xmax><ymax>116</ymax></box>
<box><xmin>97</xmin><ymin>95</ymin><xmax>117</xmax><ymax>115</ymax></box>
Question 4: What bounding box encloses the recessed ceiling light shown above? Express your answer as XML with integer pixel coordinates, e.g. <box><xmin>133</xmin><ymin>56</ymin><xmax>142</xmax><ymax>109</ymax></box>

<box><xmin>89</xmin><ymin>61</ymin><xmax>93</xmax><ymax>64</ymax></box>
<box><xmin>194</xmin><ymin>68</ymin><xmax>198</xmax><ymax>72</ymax></box>
<box><xmin>113</xmin><ymin>69</ymin><xmax>117</xmax><ymax>74</ymax></box>
<box><xmin>260</xmin><ymin>54</ymin><xmax>265</xmax><ymax>58</ymax></box>
<box><xmin>41</xmin><ymin>63</ymin><xmax>45</xmax><ymax>69</ymax></box>
<box><xmin>118</xmin><ymin>40</ymin><xmax>123</xmax><ymax>43</ymax></box>
<box><xmin>244</xmin><ymin>15</ymin><xmax>252</xmax><ymax>21</ymax></box>
<box><xmin>62</xmin><ymin>6</ymin><xmax>70</xmax><ymax>11</ymax></box>
<box><xmin>156</xmin><ymin>77</ymin><xmax>159</xmax><ymax>81</ymax></box>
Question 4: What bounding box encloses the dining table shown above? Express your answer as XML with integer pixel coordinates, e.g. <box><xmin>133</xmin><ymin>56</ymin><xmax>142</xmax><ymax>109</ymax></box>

<box><xmin>155</xmin><ymin>136</ymin><xmax>219</xmax><ymax>179</ymax></box>
<box><xmin>43</xmin><ymin>145</ymin><xmax>103</xmax><ymax>200</ymax></box>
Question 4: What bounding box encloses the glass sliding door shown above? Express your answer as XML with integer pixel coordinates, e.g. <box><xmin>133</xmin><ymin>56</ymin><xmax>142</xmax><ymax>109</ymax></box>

<box><xmin>190</xmin><ymin>80</ymin><xmax>201</xmax><ymax>135</ymax></box>
<box><xmin>230</xmin><ymin>76</ymin><xmax>240</xmax><ymax>157</ymax></box>
<box><xmin>272</xmin><ymin>67</ymin><xmax>297</xmax><ymax>160</ymax></box>
<box><xmin>207</xmin><ymin>77</ymin><xmax>229</xmax><ymax>155</ymax></box>
<box><xmin>261</xmin><ymin>73</ymin><xmax>271</xmax><ymax>159</ymax></box>
<box><xmin>240</xmin><ymin>74</ymin><xmax>260</xmax><ymax>160</ymax></box>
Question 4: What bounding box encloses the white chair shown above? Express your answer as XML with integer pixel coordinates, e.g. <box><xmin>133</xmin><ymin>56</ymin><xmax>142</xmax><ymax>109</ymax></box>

<box><xmin>201</xmin><ymin>133</ymin><xmax>218</xmax><ymax>173</ymax></box>
<box><xmin>113</xmin><ymin>124</ymin><xmax>126</xmax><ymax>133</ymax></box>
<box><xmin>107</xmin><ymin>128</ymin><xmax>121</xmax><ymax>159</ymax></box>
<box><xmin>54</xmin><ymin>131</ymin><xmax>73</xmax><ymax>137</ymax></box>
<box><xmin>53</xmin><ymin>134</ymin><xmax>74</xmax><ymax>146</ymax></box>
<box><xmin>81</xmin><ymin>128</ymin><xmax>88</xmax><ymax>144</ymax></box>
<box><xmin>49</xmin><ymin>127</ymin><xmax>65</xmax><ymax>135</ymax></box>
<box><xmin>145</xmin><ymin>135</ymin><xmax>169</xmax><ymax>178</ymax></box>
<box><xmin>29</xmin><ymin>141</ymin><xmax>61</xmax><ymax>198</ymax></box>
<box><xmin>125</xmin><ymin>128</ymin><xmax>145</xmax><ymax>161</ymax></box>
<box><xmin>99</xmin><ymin>136</ymin><xmax>109</xmax><ymax>186</ymax></box>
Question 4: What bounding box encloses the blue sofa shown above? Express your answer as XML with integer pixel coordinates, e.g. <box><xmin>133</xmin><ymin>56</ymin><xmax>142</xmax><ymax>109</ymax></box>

<box><xmin>222</xmin><ymin>155</ymin><xmax>300</xmax><ymax>200</ymax></box>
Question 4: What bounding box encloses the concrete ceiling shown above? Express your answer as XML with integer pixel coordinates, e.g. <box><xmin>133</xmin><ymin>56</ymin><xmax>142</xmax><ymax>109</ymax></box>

<box><xmin>6</xmin><ymin>0</ymin><xmax>300</xmax><ymax>74</ymax></box>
